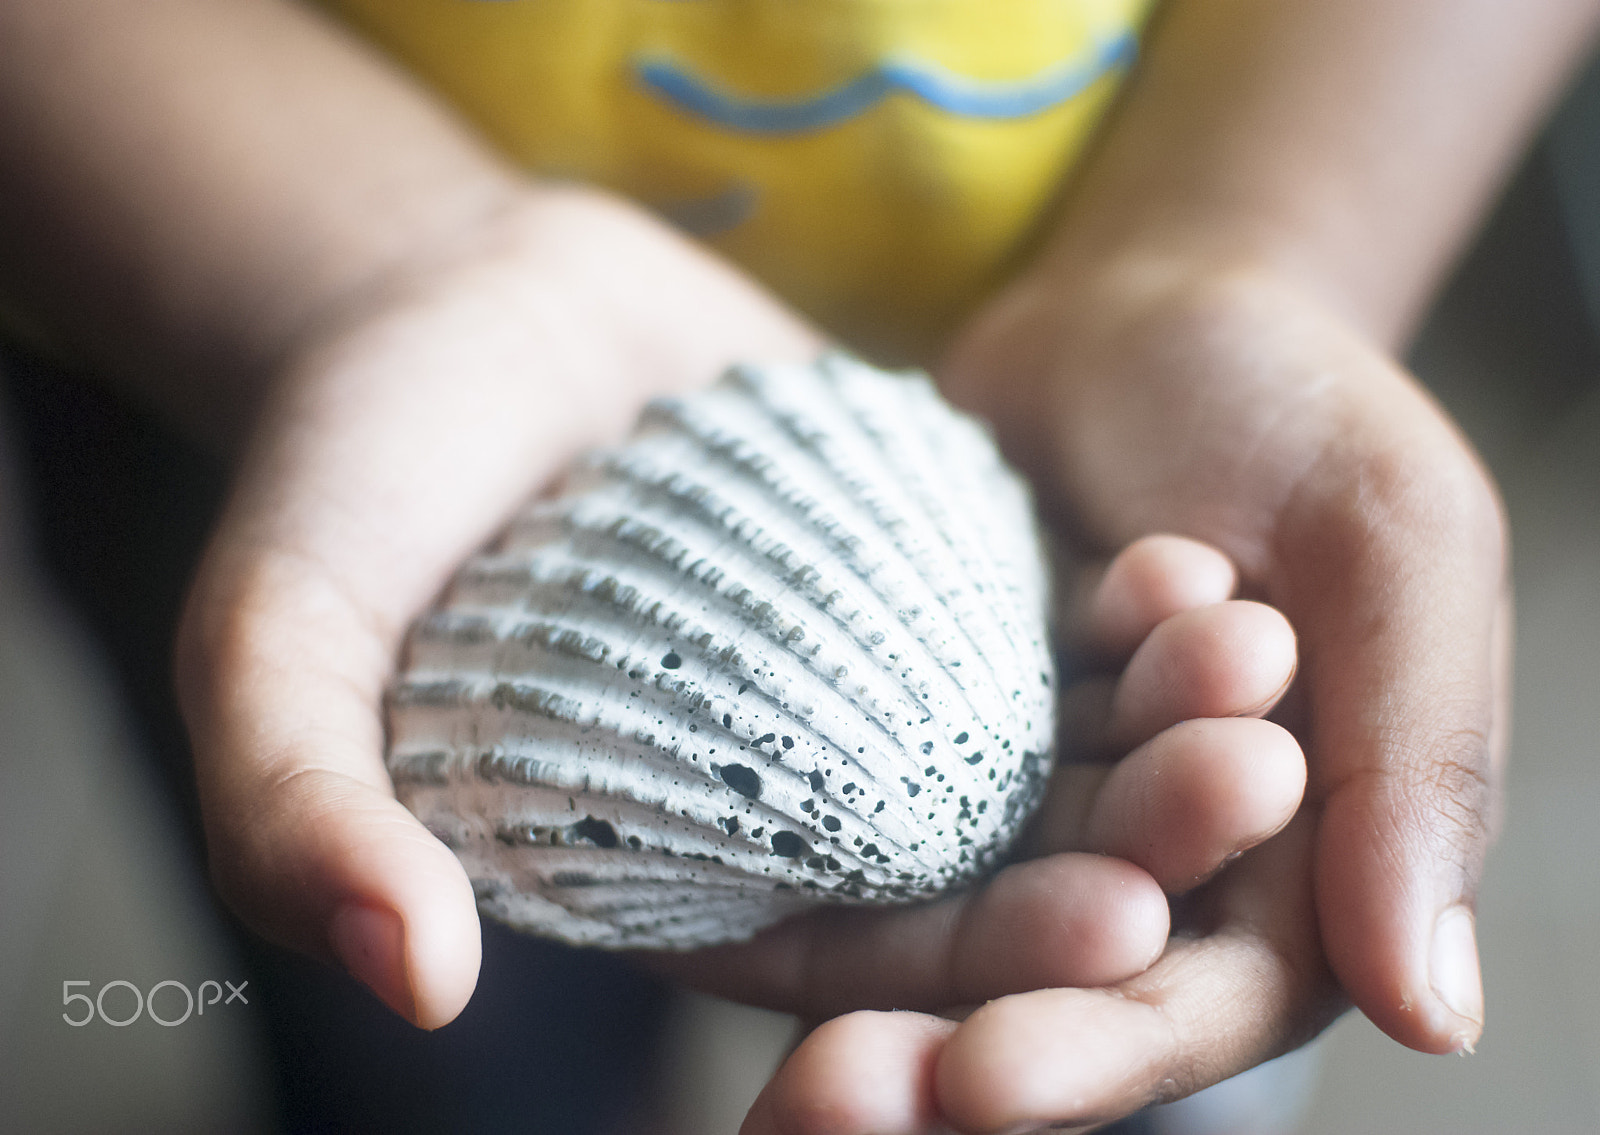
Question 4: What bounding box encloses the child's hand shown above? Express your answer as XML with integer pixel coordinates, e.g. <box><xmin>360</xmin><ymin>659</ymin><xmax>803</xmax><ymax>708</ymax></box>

<box><xmin>742</xmin><ymin>259</ymin><xmax>1508</xmax><ymax>1133</ymax></box>
<box><xmin>173</xmin><ymin>185</ymin><xmax>828</xmax><ymax>1027</ymax></box>
<box><xmin>736</xmin><ymin>0</ymin><xmax>1591</xmax><ymax>1119</ymax></box>
<box><xmin>740</xmin><ymin>535</ymin><xmax>1309</xmax><ymax>1135</ymax></box>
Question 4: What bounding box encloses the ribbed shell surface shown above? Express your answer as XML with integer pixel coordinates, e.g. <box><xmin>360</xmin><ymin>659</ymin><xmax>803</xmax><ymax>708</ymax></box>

<box><xmin>387</xmin><ymin>356</ymin><xmax>1055</xmax><ymax>949</ymax></box>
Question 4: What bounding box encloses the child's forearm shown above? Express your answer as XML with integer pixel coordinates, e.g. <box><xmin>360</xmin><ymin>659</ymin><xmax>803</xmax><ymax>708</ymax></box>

<box><xmin>0</xmin><ymin>0</ymin><xmax>524</xmax><ymax>441</ymax></box>
<box><xmin>1034</xmin><ymin>0</ymin><xmax>1600</xmax><ymax>346</ymax></box>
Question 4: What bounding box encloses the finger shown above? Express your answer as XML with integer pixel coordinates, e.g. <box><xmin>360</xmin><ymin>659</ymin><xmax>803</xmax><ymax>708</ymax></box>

<box><xmin>1104</xmin><ymin>600</ymin><xmax>1297</xmax><ymax>751</ymax></box>
<box><xmin>1033</xmin><ymin>604</ymin><xmax>1302</xmax><ymax>888</ymax></box>
<box><xmin>935</xmin><ymin>817</ymin><xmax>1343</xmax><ymax>1133</ymax></box>
<box><xmin>1073</xmin><ymin>534</ymin><xmax>1239</xmax><ymax>663</ymax></box>
<box><xmin>740</xmin><ymin>1012</ymin><xmax>957</xmax><ymax>1135</ymax></box>
<box><xmin>1080</xmin><ymin>717</ymin><xmax>1305</xmax><ymax>893</ymax></box>
<box><xmin>178</xmin><ymin>549</ymin><xmax>483</xmax><ymax>1028</ymax></box>
<box><xmin>1058</xmin><ymin>599</ymin><xmax>1298</xmax><ymax>764</ymax></box>
<box><xmin>651</xmin><ymin>851</ymin><xmax>1169</xmax><ymax>1019</ymax></box>
<box><xmin>1282</xmin><ymin>427</ymin><xmax>1505</xmax><ymax>1054</ymax></box>
<box><xmin>748</xmin><ymin>1010</ymin><xmax>1112</xmax><ymax>1135</ymax></box>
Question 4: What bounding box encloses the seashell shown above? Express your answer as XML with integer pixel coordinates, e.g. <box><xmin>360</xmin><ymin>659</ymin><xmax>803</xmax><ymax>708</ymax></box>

<box><xmin>386</xmin><ymin>355</ymin><xmax>1056</xmax><ymax>949</ymax></box>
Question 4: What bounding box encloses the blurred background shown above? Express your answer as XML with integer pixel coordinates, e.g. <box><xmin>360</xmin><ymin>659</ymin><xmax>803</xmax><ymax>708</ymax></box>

<box><xmin>1</xmin><ymin>47</ymin><xmax>1598</xmax><ymax>1135</ymax></box>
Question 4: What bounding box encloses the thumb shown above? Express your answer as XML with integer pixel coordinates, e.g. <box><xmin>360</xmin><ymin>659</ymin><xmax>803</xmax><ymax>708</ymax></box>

<box><xmin>1282</xmin><ymin>431</ymin><xmax>1507</xmax><ymax>1055</ymax></box>
<box><xmin>177</xmin><ymin>546</ymin><xmax>481</xmax><ymax>1029</ymax></box>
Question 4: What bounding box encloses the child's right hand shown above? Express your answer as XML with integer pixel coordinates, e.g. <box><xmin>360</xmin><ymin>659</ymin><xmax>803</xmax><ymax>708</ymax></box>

<box><xmin>173</xmin><ymin>182</ymin><xmax>831</xmax><ymax>1026</ymax></box>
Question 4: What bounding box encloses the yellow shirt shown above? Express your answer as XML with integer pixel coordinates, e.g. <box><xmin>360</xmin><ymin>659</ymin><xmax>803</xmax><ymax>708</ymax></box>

<box><xmin>325</xmin><ymin>0</ymin><xmax>1153</xmax><ymax>358</ymax></box>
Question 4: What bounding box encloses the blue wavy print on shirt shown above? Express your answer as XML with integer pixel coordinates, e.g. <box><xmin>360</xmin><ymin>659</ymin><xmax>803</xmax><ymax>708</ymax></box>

<box><xmin>633</xmin><ymin>32</ymin><xmax>1136</xmax><ymax>135</ymax></box>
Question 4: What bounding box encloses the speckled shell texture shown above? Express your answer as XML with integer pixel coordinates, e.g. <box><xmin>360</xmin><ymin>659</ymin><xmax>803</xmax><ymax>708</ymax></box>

<box><xmin>387</xmin><ymin>355</ymin><xmax>1055</xmax><ymax>949</ymax></box>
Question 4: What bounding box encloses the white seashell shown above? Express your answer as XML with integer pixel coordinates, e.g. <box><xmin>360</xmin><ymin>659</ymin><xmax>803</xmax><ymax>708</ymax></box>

<box><xmin>386</xmin><ymin>355</ymin><xmax>1056</xmax><ymax>949</ymax></box>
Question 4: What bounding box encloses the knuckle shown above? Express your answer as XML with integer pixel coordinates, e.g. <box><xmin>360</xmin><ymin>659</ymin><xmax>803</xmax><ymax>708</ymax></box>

<box><xmin>1420</xmin><ymin>738</ymin><xmax>1494</xmax><ymax>869</ymax></box>
<box><xmin>1381</xmin><ymin>719</ymin><xmax>1495</xmax><ymax>875</ymax></box>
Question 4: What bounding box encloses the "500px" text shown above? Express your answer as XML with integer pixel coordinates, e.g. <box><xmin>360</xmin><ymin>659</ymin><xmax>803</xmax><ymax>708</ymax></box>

<box><xmin>61</xmin><ymin>979</ymin><xmax>249</xmax><ymax>1027</ymax></box>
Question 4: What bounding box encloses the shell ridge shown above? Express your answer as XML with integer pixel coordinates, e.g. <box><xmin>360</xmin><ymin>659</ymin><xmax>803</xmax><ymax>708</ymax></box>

<box><xmin>396</xmin><ymin>603</ymin><xmax>1018</xmax><ymax>877</ymax></box>
<box><xmin>395</xmin><ymin>672</ymin><xmax>879</xmax><ymax>860</ymax></box>
<box><xmin>823</xmin><ymin>357</ymin><xmax>1048</xmax><ymax>625</ymax></box>
<box><xmin>512</xmin><ymin>505</ymin><xmax>1002</xmax><ymax>779</ymax></box>
<box><xmin>726</xmin><ymin>363</ymin><xmax>1035</xmax><ymax>705</ymax></box>
<box><xmin>826</xmin><ymin>362</ymin><xmax>1049</xmax><ymax>713</ymax></box>
<box><xmin>864</xmin><ymin>382</ymin><xmax>1053</xmax><ymax>692</ymax></box>
<box><xmin>430</xmin><ymin>555</ymin><xmax>954</xmax><ymax>796</ymax></box>
<box><xmin>574</xmin><ymin>452</ymin><xmax>1015</xmax><ymax>736</ymax></box>
<box><xmin>456</xmin><ymin>733</ymin><xmax>923</xmax><ymax>879</ymax></box>
<box><xmin>631</xmin><ymin>395</ymin><xmax>1023</xmax><ymax>722</ymax></box>
<box><xmin>399</xmin><ymin>603</ymin><xmax>963</xmax><ymax>868</ymax></box>
<box><xmin>476</xmin><ymin>445</ymin><xmax>1036</xmax><ymax>870</ymax></box>
<box><xmin>414</xmin><ymin>774</ymin><xmax>894</xmax><ymax>901</ymax></box>
<box><xmin>441</xmin><ymin>779</ymin><xmax>930</xmax><ymax>912</ymax></box>
<box><xmin>612</xmin><ymin>428</ymin><xmax>985</xmax><ymax>687</ymax></box>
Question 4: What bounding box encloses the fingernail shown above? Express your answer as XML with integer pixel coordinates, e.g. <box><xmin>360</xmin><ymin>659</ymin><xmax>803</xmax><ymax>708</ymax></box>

<box><xmin>331</xmin><ymin>903</ymin><xmax>417</xmax><ymax>1024</ymax></box>
<box><xmin>1430</xmin><ymin>904</ymin><xmax>1483</xmax><ymax>1048</ymax></box>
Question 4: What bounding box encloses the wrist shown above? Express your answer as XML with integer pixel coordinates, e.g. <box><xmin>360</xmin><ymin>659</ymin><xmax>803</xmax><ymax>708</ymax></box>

<box><xmin>250</xmin><ymin>182</ymin><xmax>820</xmax><ymax>459</ymax></box>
